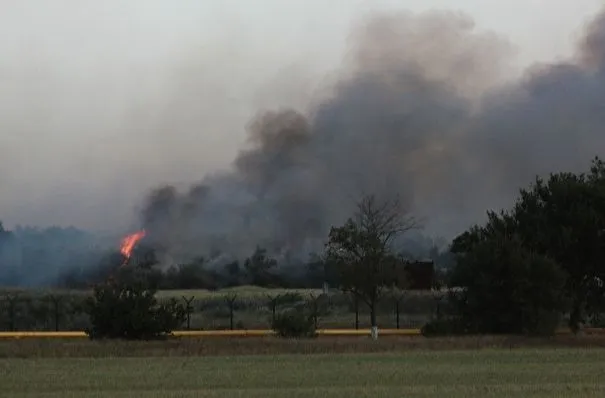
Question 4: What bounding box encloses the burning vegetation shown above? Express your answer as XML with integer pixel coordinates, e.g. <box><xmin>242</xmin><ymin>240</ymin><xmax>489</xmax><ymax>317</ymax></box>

<box><xmin>119</xmin><ymin>230</ymin><xmax>147</xmax><ymax>265</ymax></box>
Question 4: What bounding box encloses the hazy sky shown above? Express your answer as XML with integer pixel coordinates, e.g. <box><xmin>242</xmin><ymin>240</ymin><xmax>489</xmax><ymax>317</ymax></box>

<box><xmin>0</xmin><ymin>0</ymin><xmax>603</xmax><ymax>233</ymax></box>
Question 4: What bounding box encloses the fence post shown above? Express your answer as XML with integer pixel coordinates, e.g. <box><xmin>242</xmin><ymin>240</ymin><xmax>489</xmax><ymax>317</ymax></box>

<box><xmin>5</xmin><ymin>295</ymin><xmax>17</xmax><ymax>332</ymax></box>
<box><xmin>225</xmin><ymin>294</ymin><xmax>237</xmax><ymax>330</ymax></box>
<box><xmin>182</xmin><ymin>296</ymin><xmax>194</xmax><ymax>330</ymax></box>
<box><xmin>309</xmin><ymin>294</ymin><xmax>319</xmax><ymax>329</ymax></box>
<box><xmin>432</xmin><ymin>279</ymin><xmax>445</xmax><ymax>321</ymax></box>
<box><xmin>49</xmin><ymin>295</ymin><xmax>62</xmax><ymax>331</ymax></box>
<box><xmin>266</xmin><ymin>294</ymin><xmax>281</xmax><ymax>326</ymax></box>
<box><xmin>433</xmin><ymin>291</ymin><xmax>444</xmax><ymax>320</ymax></box>
<box><xmin>393</xmin><ymin>292</ymin><xmax>405</xmax><ymax>329</ymax></box>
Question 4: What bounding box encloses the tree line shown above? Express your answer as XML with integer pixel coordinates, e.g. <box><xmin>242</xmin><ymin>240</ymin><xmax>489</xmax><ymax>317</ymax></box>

<box><xmin>4</xmin><ymin>156</ymin><xmax>605</xmax><ymax>339</ymax></box>
<box><xmin>323</xmin><ymin>157</ymin><xmax>605</xmax><ymax>338</ymax></box>
<box><xmin>0</xmin><ymin>223</ymin><xmax>451</xmax><ymax>289</ymax></box>
<box><xmin>446</xmin><ymin>156</ymin><xmax>605</xmax><ymax>335</ymax></box>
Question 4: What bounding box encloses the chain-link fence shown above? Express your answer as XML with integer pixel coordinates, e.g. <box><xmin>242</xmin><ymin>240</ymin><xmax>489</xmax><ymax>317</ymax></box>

<box><xmin>0</xmin><ymin>289</ymin><xmax>451</xmax><ymax>331</ymax></box>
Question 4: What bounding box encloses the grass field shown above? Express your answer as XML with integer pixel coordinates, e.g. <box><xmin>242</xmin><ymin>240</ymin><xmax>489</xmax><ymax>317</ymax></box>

<box><xmin>155</xmin><ymin>286</ymin><xmax>326</xmax><ymax>299</ymax></box>
<box><xmin>2</xmin><ymin>346</ymin><xmax>605</xmax><ymax>397</ymax></box>
<box><xmin>0</xmin><ymin>286</ymin><xmax>322</xmax><ymax>298</ymax></box>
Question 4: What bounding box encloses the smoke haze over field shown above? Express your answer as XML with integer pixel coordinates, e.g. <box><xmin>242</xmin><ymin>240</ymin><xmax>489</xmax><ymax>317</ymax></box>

<box><xmin>1</xmin><ymin>1</ymin><xmax>605</xmax><ymax>266</ymax></box>
<box><xmin>140</xmin><ymin>6</ymin><xmax>605</xmax><ymax>264</ymax></box>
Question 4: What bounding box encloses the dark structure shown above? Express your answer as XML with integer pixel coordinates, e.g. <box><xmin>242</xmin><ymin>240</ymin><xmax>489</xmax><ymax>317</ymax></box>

<box><xmin>403</xmin><ymin>260</ymin><xmax>435</xmax><ymax>290</ymax></box>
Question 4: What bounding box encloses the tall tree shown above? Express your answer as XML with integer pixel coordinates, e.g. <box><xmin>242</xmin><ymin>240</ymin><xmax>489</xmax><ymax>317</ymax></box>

<box><xmin>450</xmin><ymin>231</ymin><xmax>566</xmax><ymax>335</ymax></box>
<box><xmin>451</xmin><ymin>156</ymin><xmax>605</xmax><ymax>332</ymax></box>
<box><xmin>324</xmin><ymin>195</ymin><xmax>417</xmax><ymax>339</ymax></box>
<box><xmin>511</xmin><ymin>160</ymin><xmax>605</xmax><ymax>330</ymax></box>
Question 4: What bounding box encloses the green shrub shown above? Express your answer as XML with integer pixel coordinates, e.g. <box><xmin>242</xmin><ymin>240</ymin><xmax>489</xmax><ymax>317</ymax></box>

<box><xmin>84</xmin><ymin>277</ymin><xmax>187</xmax><ymax>340</ymax></box>
<box><xmin>271</xmin><ymin>309</ymin><xmax>316</xmax><ymax>338</ymax></box>
<box><xmin>421</xmin><ymin>318</ymin><xmax>467</xmax><ymax>337</ymax></box>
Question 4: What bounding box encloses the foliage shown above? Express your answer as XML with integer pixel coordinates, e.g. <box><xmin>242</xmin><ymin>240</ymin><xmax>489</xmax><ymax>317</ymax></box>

<box><xmin>244</xmin><ymin>246</ymin><xmax>279</xmax><ymax>287</ymax></box>
<box><xmin>451</xmin><ymin>156</ymin><xmax>605</xmax><ymax>333</ymax></box>
<box><xmin>512</xmin><ymin>160</ymin><xmax>605</xmax><ymax>330</ymax></box>
<box><xmin>162</xmin><ymin>258</ymin><xmax>220</xmax><ymax>290</ymax></box>
<box><xmin>271</xmin><ymin>308</ymin><xmax>317</xmax><ymax>338</ymax></box>
<box><xmin>303</xmin><ymin>253</ymin><xmax>334</xmax><ymax>287</ymax></box>
<box><xmin>324</xmin><ymin>195</ymin><xmax>418</xmax><ymax>330</ymax></box>
<box><xmin>450</xmin><ymin>234</ymin><xmax>566</xmax><ymax>335</ymax></box>
<box><xmin>84</xmin><ymin>276</ymin><xmax>186</xmax><ymax>340</ymax></box>
<box><xmin>0</xmin><ymin>216</ymin><xmax>452</xmax><ymax>291</ymax></box>
<box><xmin>224</xmin><ymin>260</ymin><xmax>244</xmax><ymax>287</ymax></box>
<box><xmin>420</xmin><ymin>318</ymin><xmax>467</xmax><ymax>337</ymax></box>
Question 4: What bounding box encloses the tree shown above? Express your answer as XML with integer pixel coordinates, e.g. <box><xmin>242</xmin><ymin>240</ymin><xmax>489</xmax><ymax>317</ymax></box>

<box><xmin>162</xmin><ymin>257</ymin><xmax>220</xmax><ymax>290</ymax></box>
<box><xmin>224</xmin><ymin>260</ymin><xmax>243</xmax><ymax>287</ymax></box>
<box><xmin>324</xmin><ymin>194</ymin><xmax>418</xmax><ymax>339</ymax></box>
<box><xmin>304</xmin><ymin>253</ymin><xmax>338</xmax><ymax>289</ymax></box>
<box><xmin>450</xmin><ymin>232</ymin><xmax>566</xmax><ymax>335</ymax></box>
<box><xmin>451</xmin><ymin>156</ymin><xmax>605</xmax><ymax>332</ymax></box>
<box><xmin>511</xmin><ymin>162</ymin><xmax>605</xmax><ymax>330</ymax></box>
<box><xmin>244</xmin><ymin>246</ymin><xmax>278</xmax><ymax>287</ymax></box>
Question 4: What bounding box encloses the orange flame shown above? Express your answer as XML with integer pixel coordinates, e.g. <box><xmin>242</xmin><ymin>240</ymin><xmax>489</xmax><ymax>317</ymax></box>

<box><xmin>120</xmin><ymin>230</ymin><xmax>146</xmax><ymax>260</ymax></box>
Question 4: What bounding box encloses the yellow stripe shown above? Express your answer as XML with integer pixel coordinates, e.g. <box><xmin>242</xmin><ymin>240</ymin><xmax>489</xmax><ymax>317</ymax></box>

<box><xmin>0</xmin><ymin>329</ymin><xmax>420</xmax><ymax>338</ymax></box>
<box><xmin>0</xmin><ymin>331</ymin><xmax>88</xmax><ymax>338</ymax></box>
<box><xmin>0</xmin><ymin>328</ymin><xmax>602</xmax><ymax>339</ymax></box>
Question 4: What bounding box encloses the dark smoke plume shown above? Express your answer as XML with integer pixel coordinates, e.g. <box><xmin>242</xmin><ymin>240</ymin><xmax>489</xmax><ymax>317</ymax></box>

<box><xmin>140</xmin><ymin>9</ymin><xmax>605</xmax><ymax>266</ymax></box>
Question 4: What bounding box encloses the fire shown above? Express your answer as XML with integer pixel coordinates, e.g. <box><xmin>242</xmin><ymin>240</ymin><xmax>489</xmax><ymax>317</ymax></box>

<box><xmin>119</xmin><ymin>230</ymin><xmax>146</xmax><ymax>260</ymax></box>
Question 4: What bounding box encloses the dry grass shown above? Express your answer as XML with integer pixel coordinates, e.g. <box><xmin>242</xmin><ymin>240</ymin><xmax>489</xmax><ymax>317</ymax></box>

<box><xmin>2</xmin><ymin>347</ymin><xmax>605</xmax><ymax>397</ymax></box>
<box><xmin>1</xmin><ymin>285</ymin><xmax>435</xmax><ymax>300</ymax></box>
<box><xmin>2</xmin><ymin>335</ymin><xmax>605</xmax><ymax>358</ymax></box>
<box><xmin>0</xmin><ymin>286</ymin><xmax>438</xmax><ymax>330</ymax></box>
<box><xmin>155</xmin><ymin>286</ymin><xmax>325</xmax><ymax>299</ymax></box>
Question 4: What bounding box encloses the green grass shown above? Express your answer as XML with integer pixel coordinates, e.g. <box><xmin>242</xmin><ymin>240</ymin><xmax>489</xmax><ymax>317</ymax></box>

<box><xmin>2</xmin><ymin>348</ymin><xmax>605</xmax><ymax>397</ymax></box>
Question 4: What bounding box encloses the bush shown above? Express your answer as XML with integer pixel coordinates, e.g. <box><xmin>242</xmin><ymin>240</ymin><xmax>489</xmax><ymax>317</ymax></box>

<box><xmin>421</xmin><ymin>318</ymin><xmax>467</xmax><ymax>337</ymax></box>
<box><xmin>450</xmin><ymin>233</ymin><xmax>567</xmax><ymax>336</ymax></box>
<box><xmin>271</xmin><ymin>309</ymin><xmax>317</xmax><ymax>338</ymax></box>
<box><xmin>84</xmin><ymin>277</ymin><xmax>187</xmax><ymax>340</ymax></box>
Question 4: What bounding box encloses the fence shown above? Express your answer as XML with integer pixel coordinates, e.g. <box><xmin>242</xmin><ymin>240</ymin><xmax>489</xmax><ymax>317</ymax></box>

<box><xmin>0</xmin><ymin>289</ymin><xmax>449</xmax><ymax>332</ymax></box>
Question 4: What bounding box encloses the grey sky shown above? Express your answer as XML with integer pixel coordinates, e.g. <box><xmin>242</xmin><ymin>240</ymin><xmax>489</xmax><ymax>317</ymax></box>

<box><xmin>0</xmin><ymin>0</ymin><xmax>602</xmax><ymax>233</ymax></box>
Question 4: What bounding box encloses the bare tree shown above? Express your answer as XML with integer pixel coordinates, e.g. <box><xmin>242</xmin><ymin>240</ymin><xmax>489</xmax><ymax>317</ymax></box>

<box><xmin>324</xmin><ymin>194</ymin><xmax>418</xmax><ymax>340</ymax></box>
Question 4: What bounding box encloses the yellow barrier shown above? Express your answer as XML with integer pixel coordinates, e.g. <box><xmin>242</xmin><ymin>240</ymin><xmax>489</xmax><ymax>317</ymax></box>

<box><xmin>0</xmin><ymin>328</ymin><xmax>603</xmax><ymax>339</ymax></box>
<box><xmin>0</xmin><ymin>331</ymin><xmax>88</xmax><ymax>339</ymax></box>
<box><xmin>0</xmin><ymin>329</ymin><xmax>421</xmax><ymax>339</ymax></box>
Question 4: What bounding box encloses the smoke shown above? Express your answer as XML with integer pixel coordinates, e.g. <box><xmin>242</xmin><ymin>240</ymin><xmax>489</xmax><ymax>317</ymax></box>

<box><xmin>137</xmin><ymin>8</ymin><xmax>605</xmax><ymax>266</ymax></box>
<box><xmin>2</xmin><ymin>2</ymin><xmax>605</xmax><ymax>276</ymax></box>
<box><xmin>0</xmin><ymin>1</ymin><xmax>335</xmax><ymax>233</ymax></box>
